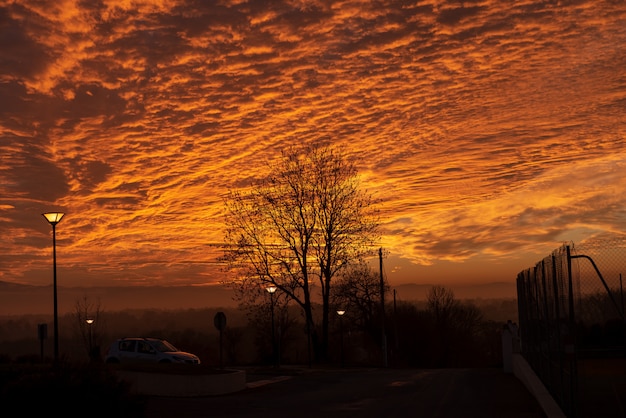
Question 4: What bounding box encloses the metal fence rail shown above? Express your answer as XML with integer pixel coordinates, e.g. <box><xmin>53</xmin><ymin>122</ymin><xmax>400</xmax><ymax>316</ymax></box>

<box><xmin>517</xmin><ymin>240</ymin><xmax>626</xmax><ymax>418</ymax></box>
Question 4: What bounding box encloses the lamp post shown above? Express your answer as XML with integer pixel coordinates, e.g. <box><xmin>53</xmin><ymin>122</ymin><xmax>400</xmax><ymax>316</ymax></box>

<box><xmin>86</xmin><ymin>318</ymin><xmax>94</xmax><ymax>360</ymax></box>
<box><xmin>337</xmin><ymin>310</ymin><xmax>346</xmax><ymax>367</ymax></box>
<box><xmin>42</xmin><ymin>212</ymin><xmax>64</xmax><ymax>363</ymax></box>
<box><xmin>266</xmin><ymin>286</ymin><xmax>277</xmax><ymax>367</ymax></box>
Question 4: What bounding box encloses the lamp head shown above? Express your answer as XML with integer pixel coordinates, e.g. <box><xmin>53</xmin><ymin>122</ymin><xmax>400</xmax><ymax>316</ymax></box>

<box><xmin>42</xmin><ymin>212</ymin><xmax>65</xmax><ymax>225</ymax></box>
<box><xmin>337</xmin><ymin>310</ymin><xmax>346</xmax><ymax>316</ymax></box>
<box><xmin>266</xmin><ymin>286</ymin><xmax>277</xmax><ymax>294</ymax></box>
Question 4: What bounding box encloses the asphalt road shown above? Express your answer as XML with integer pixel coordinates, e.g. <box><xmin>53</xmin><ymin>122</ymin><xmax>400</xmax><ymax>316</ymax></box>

<box><xmin>142</xmin><ymin>367</ymin><xmax>548</xmax><ymax>418</ymax></box>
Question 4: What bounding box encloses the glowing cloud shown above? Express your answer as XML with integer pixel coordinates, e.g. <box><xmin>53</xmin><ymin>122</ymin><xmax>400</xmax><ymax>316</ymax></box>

<box><xmin>0</xmin><ymin>0</ymin><xmax>624</xmax><ymax>287</ymax></box>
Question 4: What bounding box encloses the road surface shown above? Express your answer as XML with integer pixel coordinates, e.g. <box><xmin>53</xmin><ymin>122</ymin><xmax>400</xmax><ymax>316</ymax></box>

<box><xmin>142</xmin><ymin>367</ymin><xmax>547</xmax><ymax>418</ymax></box>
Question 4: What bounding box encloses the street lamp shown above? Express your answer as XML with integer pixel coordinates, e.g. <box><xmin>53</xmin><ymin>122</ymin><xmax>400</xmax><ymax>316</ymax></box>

<box><xmin>86</xmin><ymin>318</ymin><xmax>94</xmax><ymax>360</ymax></box>
<box><xmin>337</xmin><ymin>309</ymin><xmax>346</xmax><ymax>367</ymax></box>
<box><xmin>42</xmin><ymin>211</ymin><xmax>64</xmax><ymax>363</ymax></box>
<box><xmin>266</xmin><ymin>286</ymin><xmax>277</xmax><ymax>367</ymax></box>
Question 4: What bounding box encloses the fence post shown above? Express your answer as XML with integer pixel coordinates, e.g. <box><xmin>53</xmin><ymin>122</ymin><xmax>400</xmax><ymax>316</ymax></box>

<box><xmin>565</xmin><ymin>245</ymin><xmax>578</xmax><ymax>417</ymax></box>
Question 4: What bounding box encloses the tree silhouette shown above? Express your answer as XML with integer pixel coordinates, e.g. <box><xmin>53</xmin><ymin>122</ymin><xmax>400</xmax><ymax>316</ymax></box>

<box><xmin>222</xmin><ymin>145</ymin><xmax>379</xmax><ymax>361</ymax></box>
<box><xmin>426</xmin><ymin>286</ymin><xmax>484</xmax><ymax>366</ymax></box>
<box><xmin>73</xmin><ymin>296</ymin><xmax>105</xmax><ymax>362</ymax></box>
<box><xmin>332</xmin><ymin>259</ymin><xmax>388</xmax><ymax>332</ymax></box>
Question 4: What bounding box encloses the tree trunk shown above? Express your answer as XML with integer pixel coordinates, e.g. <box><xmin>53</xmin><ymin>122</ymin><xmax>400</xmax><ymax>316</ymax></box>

<box><xmin>321</xmin><ymin>280</ymin><xmax>330</xmax><ymax>362</ymax></box>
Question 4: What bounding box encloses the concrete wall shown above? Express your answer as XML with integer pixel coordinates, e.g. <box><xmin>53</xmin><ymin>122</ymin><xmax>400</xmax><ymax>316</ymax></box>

<box><xmin>511</xmin><ymin>354</ymin><xmax>566</xmax><ymax>418</ymax></box>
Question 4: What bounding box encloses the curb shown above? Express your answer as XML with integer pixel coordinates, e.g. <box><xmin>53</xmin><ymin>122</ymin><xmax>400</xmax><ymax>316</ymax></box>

<box><xmin>512</xmin><ymin>354</ymin><xmax>567</xmax><ymax>418</ymax></box>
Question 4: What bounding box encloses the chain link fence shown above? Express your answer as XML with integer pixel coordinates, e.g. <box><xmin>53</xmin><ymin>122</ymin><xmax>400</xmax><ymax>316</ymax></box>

<box><xmin>517</xmin><ymin>239</ymin><xmax>626</xmax><ymax>418</ymax></box>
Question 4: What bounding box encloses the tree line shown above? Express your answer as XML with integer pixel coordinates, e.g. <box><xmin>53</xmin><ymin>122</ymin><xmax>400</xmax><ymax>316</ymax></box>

<box><xmin>0</xmin><ymin>287</ymin><xmax>509</xmax><ymax>368</ymax></box>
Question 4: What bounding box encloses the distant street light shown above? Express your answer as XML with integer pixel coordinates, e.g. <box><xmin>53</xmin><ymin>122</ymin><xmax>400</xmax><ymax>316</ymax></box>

<box><xmin>86</xmin><ymin>318</ymin><xmax>94</xmax><ymax>360</ymax></box>
<box><xmin>42</xmin><ymin>212</ymin><xmax>65</xmax><ymax>363</ymax></box>
<box><xmin>266</xmin><ymin>286</ymin><xmax>278</xmax><ymax>367</ymax></box>
<box><xmin>337</xmin><ymin>310</ymin><xmax>346</xmax><ymax>367</ymax></box>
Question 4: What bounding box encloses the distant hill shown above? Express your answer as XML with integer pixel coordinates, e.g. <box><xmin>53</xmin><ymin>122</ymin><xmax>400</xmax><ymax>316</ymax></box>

<box><xmin>0</xmin><ymin>280</ymin><xmax>517</xmax><ymax>316</ymax></box>
<box><xmin>392</xmin><ymin>282</ymin><xmax>518</xmax><ymax>301</ymax></box>
<box><xmin>0</xmin><ymin>282</ymin><xmax>238</xmax><ymax>316</ymax></box>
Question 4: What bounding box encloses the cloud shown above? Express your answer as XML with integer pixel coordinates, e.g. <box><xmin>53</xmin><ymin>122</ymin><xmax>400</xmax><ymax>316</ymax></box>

<box><xmin>1</xmin><ymin>0</ymin><xmax>625</xmax><ymax>287</ymax></box>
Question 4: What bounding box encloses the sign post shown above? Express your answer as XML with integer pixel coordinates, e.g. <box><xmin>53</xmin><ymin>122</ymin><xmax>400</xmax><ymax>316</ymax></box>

<box><xmin>213</xmin><ymin>312</ymin><xmax>227</xmax><ymax>369</ymax></box>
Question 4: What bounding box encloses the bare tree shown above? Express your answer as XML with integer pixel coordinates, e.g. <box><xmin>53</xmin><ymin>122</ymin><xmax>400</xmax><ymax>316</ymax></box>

<box><xmin>426</xmin><ymin>285</ymin><xmax>457</xmax><ymax>325</ymax></box>
<box><xmin>74</xmin><ymin>296</ymin><xmax>104</xmax><ymax>362</ymax></box>
<box><xmin>222</xmin><ymin>145</ymin><xmax>379</xmax><ymax>361</ymax></box>
<box><xmin>425</xmin><ymin>285</ymin><xmax>486</xmax><ymax>366</ymax></box>
<box><xmin>234</xmin><ymin>284</ymin><xmax>295</xmax><ymax>364</ymax></box>
<box><xmin>331</xmin><ymin>259</ymin><xmax>388</xmax><ymax>332</ymax></box>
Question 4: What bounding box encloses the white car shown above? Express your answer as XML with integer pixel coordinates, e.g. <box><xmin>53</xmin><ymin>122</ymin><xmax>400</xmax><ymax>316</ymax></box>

<box><xmin>104</xmin><ymin>337</ymin><xmax>201</xmax><ymax>364</ymax></box>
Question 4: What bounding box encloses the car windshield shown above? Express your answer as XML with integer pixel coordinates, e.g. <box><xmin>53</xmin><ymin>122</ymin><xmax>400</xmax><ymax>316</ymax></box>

<box><xmin>151</xmin><ymin>340</ymin><xmax>179</xmax><ymax>352</ymax></box>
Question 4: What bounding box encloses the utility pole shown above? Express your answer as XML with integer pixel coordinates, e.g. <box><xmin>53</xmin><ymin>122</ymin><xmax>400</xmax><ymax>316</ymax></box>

<box><xmin>379</xmin><ymin>247</ymin><xmax>388</xmax><ymax>367</ymax></box>
<box><xmin>394</xmin><ymin>289</ymin><xmax>399</xmax><ymax>356</ymax></box>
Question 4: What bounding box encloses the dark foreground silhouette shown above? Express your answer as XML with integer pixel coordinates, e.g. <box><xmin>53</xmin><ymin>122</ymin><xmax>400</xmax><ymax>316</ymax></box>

<box><xmin>145</xmin><ymin>367</ymin><xmax>547</xmax><ymax>418</ymax></box>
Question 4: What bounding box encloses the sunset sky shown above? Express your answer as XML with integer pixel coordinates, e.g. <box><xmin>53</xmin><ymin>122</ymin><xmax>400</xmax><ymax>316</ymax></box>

<box><xmin>1</xmin><ymin>0</ymin><xmax>625</xmax><ymax>291</ymax></box>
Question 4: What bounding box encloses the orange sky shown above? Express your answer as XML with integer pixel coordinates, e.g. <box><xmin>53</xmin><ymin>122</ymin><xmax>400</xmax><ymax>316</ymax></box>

<box><xmin>1</xmin><ymin>0</ymin><xmax>625</xmax><ymax>290</ymax></box>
